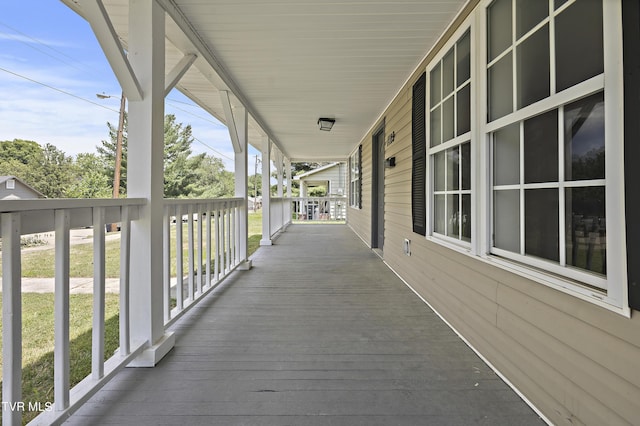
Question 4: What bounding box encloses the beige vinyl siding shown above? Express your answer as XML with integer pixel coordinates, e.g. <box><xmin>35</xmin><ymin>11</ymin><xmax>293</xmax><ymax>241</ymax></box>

<box><xmin>348</xmin><ymin>0</ymin><xmax>640</xmax><ymax>423</ymax></box>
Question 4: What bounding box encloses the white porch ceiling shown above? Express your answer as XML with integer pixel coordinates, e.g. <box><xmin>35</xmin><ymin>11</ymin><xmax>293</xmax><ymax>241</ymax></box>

<box><xmin>66</xmin><ymin>0</ymin><xmax>468</xmax><ymax>162</ymax></box>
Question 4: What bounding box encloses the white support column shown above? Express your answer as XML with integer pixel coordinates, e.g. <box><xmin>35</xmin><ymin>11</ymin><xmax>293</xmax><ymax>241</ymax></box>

<box><xmin>285</xmin><ymin>158</ymin><xmax>292</xmax><ymax>198</ymax></box>
<box><xmin>260</xmin><ymin>136</ymin><xmax>272</xmax><ymax>246</ymax></box>
<box><xmin>2</xmin><ymin>213</ymin><xmax>22</xmax><ymax>426</ymax></box>
<box><xmin>275</xmin><ymin>150</ymin><xmax>284</xmax><ymax>198</ymax></box>
<box><xmin>233</xmin><ymin>106</ymin><xmax>252</xmax><ymax>269</ymax></box>
<box><xmin>127</xmin><ymin>0</ymin><xmax>174</xmax><ymax>367</ymax></box>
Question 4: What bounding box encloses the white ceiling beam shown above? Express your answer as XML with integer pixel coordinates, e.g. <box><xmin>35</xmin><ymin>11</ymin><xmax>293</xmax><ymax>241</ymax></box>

<box><xmin>165</xmin><ymin>54</ymin><xmax>197</xmax><ymax>97</ymax></box>
<box><xmin>156</xmin><ymin>0</ymin><xmax>288</xmax><ymax>158</ymax></box>
<box><xmin>220</xmin><ymin>91</ymin><xmax>242</xmax><ymax>154</ymax></box>
<box><xmin>77</xmin><ymin>0</ymin><xmax>143</xmax><ymax>101</ymax></box>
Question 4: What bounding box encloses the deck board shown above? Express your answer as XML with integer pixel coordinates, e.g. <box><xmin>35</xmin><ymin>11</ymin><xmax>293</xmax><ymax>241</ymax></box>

<box><xmin>65</xmin><ymin>225</ymin><xmax>544</xmax><ymax>425</ymax></box>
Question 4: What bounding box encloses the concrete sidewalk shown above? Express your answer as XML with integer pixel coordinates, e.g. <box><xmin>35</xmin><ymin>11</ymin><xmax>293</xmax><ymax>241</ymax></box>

<box><xmin>0</xmin><ymin>277</ymin><xmax>121</xmax><ymax>294</ymax></box>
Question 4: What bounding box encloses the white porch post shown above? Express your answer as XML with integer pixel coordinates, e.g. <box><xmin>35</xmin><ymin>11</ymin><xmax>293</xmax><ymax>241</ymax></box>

<box><xmin>260</xmin><ymin>136</ymin><xmax>272</xmax><ymax>245</ymax></box>
<box><xmin>127</xmin><ymin>0</ymin><xmax>174</xmax><ymax>366</ymax></box>
<box><xmin>275</xmin><ymin>150</ymin><xmax>284</xmax><ymax>198</ymax></box>
<box><xmin>233</xmin><ymin>106</ymin><xmax>251</xmax><ymax>269</ymax></box>
<box><xmin>285</xmin><ymin>158</ymin><xmax>292</xmax><ymax>198</ymax></box>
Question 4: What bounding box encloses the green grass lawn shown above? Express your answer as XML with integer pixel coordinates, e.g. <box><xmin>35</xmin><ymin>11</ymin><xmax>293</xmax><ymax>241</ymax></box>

<box><xmin>0</xmin><ymin>293</ymin><xmax>120</xmax><ymax>424</ymax></box>
<box><xmin>0</xmin><ymin>211</ymin><xmax>264</xmax><ymax>423</ymax></box>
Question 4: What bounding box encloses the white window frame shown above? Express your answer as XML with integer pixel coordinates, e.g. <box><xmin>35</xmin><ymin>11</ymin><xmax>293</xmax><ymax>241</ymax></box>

<box><xmin>349</xmin><ymin>146</ymin><xmax>361</xmax><ymax>209</ymax></box>
<box><xmin>478</xmin><ymin>0</ymin><xmax>628</xmax><ymax>314</ymax></box>
<box><xmin>425</xmin><ymin>16</ymin><xmax>476</xmax><ymax>251</ymax></box>
<box><xmin>6</xmin><ymin>179</ymin><xmax>16</xmax><ymax>190</ymax></box>
<box><xmin>419</xmin><ymin>0</ymin><xmax>628</xmax><ymax>315</ymax></box>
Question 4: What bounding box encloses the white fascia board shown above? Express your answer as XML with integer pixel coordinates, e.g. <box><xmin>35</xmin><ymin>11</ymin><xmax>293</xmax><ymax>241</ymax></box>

<box><xmin>78</xmin><ymin>0</ymin><xmax>143</xmax><ymax>101</ymax></box>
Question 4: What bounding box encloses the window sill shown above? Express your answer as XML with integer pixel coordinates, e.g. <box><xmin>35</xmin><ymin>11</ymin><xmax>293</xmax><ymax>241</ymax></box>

<box><xmin>424</xmin><ymin>235</ymin><xmax>630</xmax><ymax>318</ymax></box>
<box><xmin>485</xmin><ymin>255</ymin><xmax>630</xmax><ymax>318</ymax></box>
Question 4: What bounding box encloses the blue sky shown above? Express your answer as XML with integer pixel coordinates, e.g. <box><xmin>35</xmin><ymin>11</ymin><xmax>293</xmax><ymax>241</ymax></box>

<box><xmin>0</xmin><ymin>1</ymin><xmax>255</xmax><ymax>171</ymax></box>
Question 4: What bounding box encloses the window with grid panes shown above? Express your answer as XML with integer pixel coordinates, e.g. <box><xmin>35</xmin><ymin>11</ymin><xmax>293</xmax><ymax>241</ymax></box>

<box><xmin>429</xmin><ymin>30</ymin><xmax>472</xmax><ymax>244</ymax></box>
<box><xmin>487</xmin><ymin>0</ymin><xmax>608</xmax><ymax>288</ymax></box>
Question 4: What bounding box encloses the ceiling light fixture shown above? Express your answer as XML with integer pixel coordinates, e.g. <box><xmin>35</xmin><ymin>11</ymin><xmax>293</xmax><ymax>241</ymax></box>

<box><xmin>317</xmin><ymin>117</ymin><xmax>335</xmax><ymax>131</ymax></box>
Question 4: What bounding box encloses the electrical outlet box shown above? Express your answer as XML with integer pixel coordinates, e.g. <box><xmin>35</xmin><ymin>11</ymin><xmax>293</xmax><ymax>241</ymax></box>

<box><xmin>403</xmin><ymin>238</ymin><xmax>411</xmax><ymax>256</ymax></box>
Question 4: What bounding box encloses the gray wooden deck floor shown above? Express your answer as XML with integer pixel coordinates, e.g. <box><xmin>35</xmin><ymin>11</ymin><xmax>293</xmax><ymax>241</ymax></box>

<box><xmin>65</xmin><ymin>225</ymin><xmax>544</xmax><ymax>426</ymax></box>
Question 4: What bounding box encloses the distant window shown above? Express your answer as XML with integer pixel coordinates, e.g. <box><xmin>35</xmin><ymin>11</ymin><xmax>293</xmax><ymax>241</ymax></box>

<box><xmin>6</xmin><ymin>179</ymin><xmax>15</xmax><ymax>190</ymax></box>
<box><xmin>350</xmin><ymin>146</ymin><xmax>362</xmax><ymax>208</ymax></box>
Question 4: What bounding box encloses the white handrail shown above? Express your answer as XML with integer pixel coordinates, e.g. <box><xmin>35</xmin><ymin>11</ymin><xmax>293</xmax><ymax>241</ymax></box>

<box><xmin>162</xmin><ymin>198</ymin><xmax>244</xmax><ymax>326</ymax></box>
<box><xmin>1</xmin><ymin>197</ymin><xmax>246</xmax><ymax>425</ymax></box>
<box><xmin>292</xmin><ymin>197</ymin><xmax>347</xmax><ymax>221</ymax></box>
<box><xmin>1</xmin><ymin>199</ymin><xmax>145</xmax><ymax>426</ymax></box>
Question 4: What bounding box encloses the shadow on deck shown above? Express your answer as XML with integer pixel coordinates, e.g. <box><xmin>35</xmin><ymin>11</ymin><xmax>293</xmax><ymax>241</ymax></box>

<box><xmin>65</xmin><ymin>225</ymin><xmax>544</xmax><ymax>425</ymax></box>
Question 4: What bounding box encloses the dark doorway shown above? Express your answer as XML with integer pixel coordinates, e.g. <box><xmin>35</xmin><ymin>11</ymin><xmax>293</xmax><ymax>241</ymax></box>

<box><xmin>372</xmin><ymin>126</ymin><xmax>385</xmax><ymax>250</ymax></box>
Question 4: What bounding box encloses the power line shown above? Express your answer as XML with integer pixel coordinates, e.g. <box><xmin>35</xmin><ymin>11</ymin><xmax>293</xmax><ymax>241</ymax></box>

<box><xmin>192</xmin><ymin>136</ymin><xmax>233</xmax><ymax>161</ymax></box>
<box><xmin>0</xmin><ymin>66</ymin><xmax>233</xmax><ymax>160</ymax></box>
<box><xmin>0</xmin><ymin>66</ymin><xmax>119</xmax><ymax>112</ymax></box>
<box><xmin>0</xmin><ymin>22</ymin><xmax>94</xmax><ymax>73</ymax></box>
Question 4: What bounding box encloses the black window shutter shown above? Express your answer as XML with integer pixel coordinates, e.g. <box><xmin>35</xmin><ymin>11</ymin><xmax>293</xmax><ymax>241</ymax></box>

<box><xmin>412</xmin><ymin>73</ymin><xmax>427</xmax><ymax>236</ymax></box>
<box><xmin>623</xmin><ymin>0</ymin><xmax>640</xmax><ymax>310</ymax></box>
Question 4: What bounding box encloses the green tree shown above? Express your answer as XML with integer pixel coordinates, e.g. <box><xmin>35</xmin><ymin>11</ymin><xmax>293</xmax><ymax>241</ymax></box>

<box><xmin>97</xmin><ymin>113</ymin><xmax>232</xmax><ymax>198</ymax></box>
<box><xmin>97</xmin><ymin>115</ymin><xmax>128</xmax><ymax>196</ymax></box>
<box><xmin>248</xmin><ymin>174</ymin><xmax>262</xmax><ymax>198</ymax></box>
<box><xmin>163</xmin><ymin>114</ymin><xmax>202</xmax><ymax>198</ymax></box>
<box><xmin>67</xmin><ymin>153</ymin><xmax>112</xmax><ymax>198</ymax></box>
<box><xmin>191</xmin><ymin>154</ymin><xmax>234</xmax><ymax>198</ymax></box>
<box><xmin>0</xmin><ymin>139</ymin><xmax>73</xmax><ymax>198</ymax></box>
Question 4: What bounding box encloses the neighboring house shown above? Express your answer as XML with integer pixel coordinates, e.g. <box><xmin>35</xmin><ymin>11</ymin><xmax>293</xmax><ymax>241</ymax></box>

<box><xmin>294</xmin><ymin>162</ymin><xmax>346</xmax><ymax>197</ymax></box>
<box><xmin>0</xmin><ymin>176</ymin><xmax>45</xmax><ymax>200</ymax></box>
<box><xmin>247</xmin><ymin>196</ymin><xmax>262</xmax><ymax>211</ymax></box>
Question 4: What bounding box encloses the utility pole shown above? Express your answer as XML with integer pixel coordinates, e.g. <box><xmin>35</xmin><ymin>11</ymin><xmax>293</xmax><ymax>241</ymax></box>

<box><xmin>97</xmin><ymin>91</ymin><xmax>126</xmax><ymax>232</ymax></box>
<box><xmin>113</xmin><ymin>92</ymin><xmax>126</xmax><ymax>199</ymax></box>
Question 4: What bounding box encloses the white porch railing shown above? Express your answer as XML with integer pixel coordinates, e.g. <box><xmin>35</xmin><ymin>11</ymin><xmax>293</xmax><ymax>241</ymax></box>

<box><xmin>1</xmin><ymin>197</ymin><xmax>246</xmax><ymax>425</ymax></box>
<box><xmin>292</xmin><ymin>197</ymin><xmax>347</xmax><ymax>221</ymax></box>
<box><xmin>269</xmin><ymin>197</ymin><xmax>291</xmax><ymax>238</ymax></box>
<box><xmin>162</xmin><ymin>198</ymin><xmax>244</xmax><ymax>326</ymax></box>
<box><xmin>1</xmin><ymin>198</ymin><xmax>146</xmax><ymax>426</ymax></box>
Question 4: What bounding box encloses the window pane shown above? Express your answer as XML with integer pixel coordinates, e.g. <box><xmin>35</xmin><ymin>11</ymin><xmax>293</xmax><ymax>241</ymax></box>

<box><xmin>430</xmin><ymin>106</ymin><xmax>442</xmax><ymax>147</ymax></box>
<box><xmin>488</xmin><ymin>0</ymin><xmax>512</xmax><ymax>62</ymax></box>
<box><xmin>447</xmin><ymin>147</ymin><xmax>460</xmax><ymax>191</ymax></box>
<box><xmin>564</xmin><ymin>92</ymin><xmax>605</xmax><ymax>181</ymax></box>
<box><xmin>516</xmin><ymin>0</ymin><xmax>548</xmax><ymax>38</ymax></box>
<box><xmin>517</xmin><ymin>25</ymin><xmax>550</xmax><ymax>109</ymax></box>
<box><xmin>494</xmin><ymin>189</ymin><xmax>520</xmax><ymax>253</ymax></box>
<box><xmin>565</xmin><ymin>187</ymin><xmax>606</xmax><ymax>275</ymax></box>
<box><xmin>457</xmin><ymin>31</ymin><xmax>471</xmax><ymax>86</ymax></box>
<box><xmin>447</xmin><ymin>194</ymin><xmax>460</xmax><ymax>239</ymax></box>
<box><xmin>524</xmin><ymin>110</ymin><xmax>558</xmax><ymax>183</ymax></box>
<box><xmin>443</xmin><ymin>48</ymin><xmax>455</xmax><ymax>97</ymax></box>
<box><xmin>443</xmin><ymin>97</ymin><xmax>455</xmax><ymax>142</ymax></box>
<box><xmin>555</xmin><ymin>0</ymin><xmax>568</xmax><ymax>9</ymax></box>
<box><xmin>555</xmin><ymin>0</ymin><xmax>603</xmax><ymax>92</ymax></box>
<box><xmin>434</xmin><ymin>151</ymin><xmax>445</xmax><ymax>191</ymax></box>
<box><xmin>462</xmin><ymin>194</ymin><xmax>471</xmax><ymax>242</ymax></box>
<box><xmin>488</xmin><ymin>53</ymin><xmax>513</xmax><ymax>121</ymax></box>
<box><xmin>494</xmin><ymin>123</ymin><xmax>520</xmax><ymax>186</ymax></box>
<box><xmin>434</xmin><ymin>194</ymin><xmax>446</xmax><ymax>234</ymax></box>
<box><xmin>461</xmin><ymin>142</ymin><xmax>471</xmax><ymax>190</ymax></box>
<box><xmin>430</xmin><ymin>63</ymin><xmax>441</xmax><ymax>106</ymax></box>
<box><xmin>525</xmin><ymin>188</ymin><xmax>559</xmax><ymax>262</ymax></box>
<box><xmin>457</xmin><ymin>84</ymin><xmax>471</xmax><ymax>136</ymax></box>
